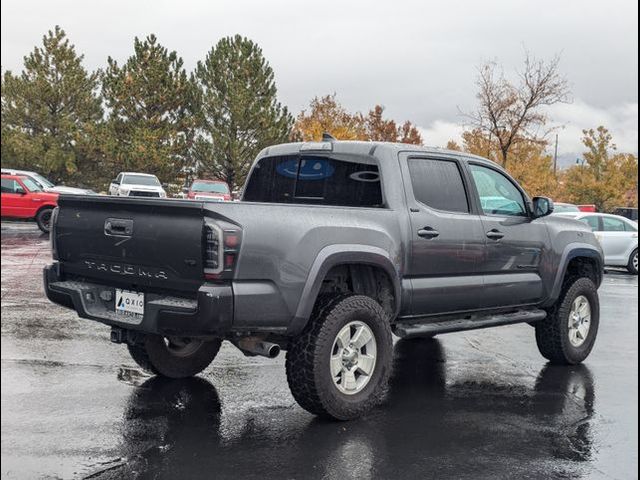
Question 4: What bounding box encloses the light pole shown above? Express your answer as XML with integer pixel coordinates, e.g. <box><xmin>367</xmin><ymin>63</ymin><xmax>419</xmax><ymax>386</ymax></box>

<box><xmin>553</xmin><ymin>134</ymin><xmax>559</xmax><ymax>176</ymax></box>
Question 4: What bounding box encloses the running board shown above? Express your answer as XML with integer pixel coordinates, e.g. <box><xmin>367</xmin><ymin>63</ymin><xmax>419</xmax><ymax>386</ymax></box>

<box><xmin>394</xmin><ymin>309</ymin><xmax>547</xmax><ymax>338</ymax></box>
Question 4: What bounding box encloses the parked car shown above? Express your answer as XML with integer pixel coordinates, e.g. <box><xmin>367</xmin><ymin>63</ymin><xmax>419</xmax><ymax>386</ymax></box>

<box><xmin>578</xmin><ymin>204</ymin><xmax>597</xmax><ymax>213</ymax></box>
<box><xmin>557</xmin><ymin>212</ymin><xmax>638</xmax><ymax>274</ymax></box>
<box><xmin>613</xmin><ymin>207</ymin><xmax>638</xmax><ymax>222</ymax></box>
<box><xmin>1</xmin><ymin>173</ymin><xmax>59</xmax><ymax>232</ymax></box>
<box><xmin>45</xmin><ymin>139</ymin><xmax>604</xmax><ymax>420</ymax></box>
<box><xmin>552</xmin><ymin>202</ymin><xmax>581</xmax><ymax>214</ymax></box>
<box><xmin>184</xmin><ymin>179</ymin><xmax>231</xmax><ymax>201</ymax></box>
<box><xmin>0</xmin><ymin>168</ymin><xmax>95</xmax><ymax>195</ymax></box>
<box><xmin>109</xmin><ymin>172</ymin><xmax>167</xmax><ymax>198</ymax></box>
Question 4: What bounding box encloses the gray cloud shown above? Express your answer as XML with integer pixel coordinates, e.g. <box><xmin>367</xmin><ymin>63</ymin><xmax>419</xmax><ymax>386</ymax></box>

<box><xmin>2</xmin><ymin>0</ymin><xmax>637</xmax><ymax>156</ymax></box>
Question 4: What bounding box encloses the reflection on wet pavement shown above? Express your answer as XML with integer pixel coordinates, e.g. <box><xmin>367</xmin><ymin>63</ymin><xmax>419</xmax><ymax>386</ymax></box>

<box><xmin>1</xmin><ymin>222</ymin><xmax>637</xmax><ymax>480</ymax></box>
<box><xmin>100</xmin><ymin>341</ymin><xmax>599</xmax><ymax>480</ymax></box>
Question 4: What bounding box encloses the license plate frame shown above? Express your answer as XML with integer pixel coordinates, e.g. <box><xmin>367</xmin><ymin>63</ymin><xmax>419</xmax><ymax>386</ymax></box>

<box><xmin>115</xmin><ymin>288</ymin><xmax>145</xmax><ymax>321</ymax></box>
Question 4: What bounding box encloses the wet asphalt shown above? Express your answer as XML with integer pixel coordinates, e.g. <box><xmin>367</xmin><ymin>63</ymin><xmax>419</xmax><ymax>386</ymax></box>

<box><xmin>0</xmin><ymin>222</ymin><xmax>637</xmax><ymax>480</ymax></box>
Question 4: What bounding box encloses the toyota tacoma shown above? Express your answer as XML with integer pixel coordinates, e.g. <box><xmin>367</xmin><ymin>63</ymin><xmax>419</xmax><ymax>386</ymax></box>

<box><xmin>44</xmin><ymin>138</ymin><xmax>604</xmax><ymax>420</ymax></box>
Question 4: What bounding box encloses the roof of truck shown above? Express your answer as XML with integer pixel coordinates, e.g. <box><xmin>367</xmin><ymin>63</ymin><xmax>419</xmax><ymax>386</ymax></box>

<box><xmin>259</xmin><ymin>140</ymin><xmax>497</xmax><ymax>168</ymax></box>
<box><xmin>119</xmin><ymin>172</ymin><xmax>158</xmax><ymax>177</ymax></box>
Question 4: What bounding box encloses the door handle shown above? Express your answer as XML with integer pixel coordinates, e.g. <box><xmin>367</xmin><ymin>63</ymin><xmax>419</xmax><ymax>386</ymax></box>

<box><xmin>104</xmin><ymin>218</ymin><xmax>134</xmax><ymax>237</ymax></box>
<box><xmin>486</xmin><ymin>229</ymin><xmax>505</xmax><ymax>240</ymax></box>
<box><xmin>418</xmin><ymin>227</ymin><xmax>440</xmax><ymax>239</ymax></box>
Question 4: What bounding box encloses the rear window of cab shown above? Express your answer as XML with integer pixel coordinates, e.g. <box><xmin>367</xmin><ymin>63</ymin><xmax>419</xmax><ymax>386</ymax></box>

<box><xmin>243</xmin><ymin>155</ymin><xmax>384</xmax><ymax>207</ymax></box>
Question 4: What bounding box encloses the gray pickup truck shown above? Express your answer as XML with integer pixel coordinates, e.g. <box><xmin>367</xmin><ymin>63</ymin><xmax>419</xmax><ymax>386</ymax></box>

<box><xmin>44</xmin><ymin>138</ymin><xmax>604</xmax><ymax>420</ymax></box>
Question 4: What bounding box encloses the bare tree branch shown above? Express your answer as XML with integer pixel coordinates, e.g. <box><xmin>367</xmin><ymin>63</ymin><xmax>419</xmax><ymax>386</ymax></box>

<box><xmin>462</xmin><ymin>50</ymin><xmax>571</xmax><ymax>167</ymax></box>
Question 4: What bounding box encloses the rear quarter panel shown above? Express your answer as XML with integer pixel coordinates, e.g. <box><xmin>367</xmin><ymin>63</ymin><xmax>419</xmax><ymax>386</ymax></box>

<box><xmin>208</xmin><ymin>201</ymin><xmax>406</xmax><ymax>331</ymax></box>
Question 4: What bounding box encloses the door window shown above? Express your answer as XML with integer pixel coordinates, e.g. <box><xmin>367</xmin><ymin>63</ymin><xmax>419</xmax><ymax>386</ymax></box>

<box><xmin>1</xmin><ymin>178</ymin><xmax>20</xmax><ymax>193</ymax></box>
<box><xmin>469</xmin><ymin>165</ymin><xmax>527</xmax><ymax>217</ymax></box>
<box><xmin>579</xmin><ymin>216</ymin><xmax>601</xmax><ymax>231</ymax></box>
<box><xmin>20</xmin><ymin>178</ymin><xmax>41</xmax><ymax>192</ymax></box>
<box><xmin>602</xmin><ymin>216</ymin><xmax>627</xmax><ymax>232</ymax></box>
<box><xmin>407</xmin><ymin>159</ymin><xmax>469</xmax><ymax>213</ymax></box>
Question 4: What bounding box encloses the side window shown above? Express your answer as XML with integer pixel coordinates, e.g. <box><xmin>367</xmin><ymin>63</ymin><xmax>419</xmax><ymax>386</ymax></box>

<box><xmin>407</xmin><ymin>158</ymin><xmax>469</xmax><ymax>213</ymax></box>
<box><xmin>579</xmin><ymin>216</ymin><xmax>600</xmax><ymax>231</ymax></box>
<box><xmin>115</xmin><ymin>174</ymin><xmax>122</xmax><ymax>183</ymax></box>
<box><xmin>21</xmin><ymin>178</ymin><xmax>41</xmax><ymax>192</ymax></box>
<box><xmin>602</xmin><ymin>216</ymin><xmax>627</xmax><ymax>232</ymax></box>
<box><xmin>469</xmin><ymin>164</ymin><xmax>527</xmax><ymax>217</ymax></box>
<box><xmin>1</xmin><ymin>178</ymin><xmax>19</xmax><ymax>193</ymax></box>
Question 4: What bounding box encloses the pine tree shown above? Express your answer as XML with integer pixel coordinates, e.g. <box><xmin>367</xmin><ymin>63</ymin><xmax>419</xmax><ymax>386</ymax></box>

<box><xmin>1</xmin><ymin>26</ymin><xmax>102</xmax><ymax>187</ymax></box>
<box><xmin>102</xmin><ymin>34</ymin><xmax>198</xmax><ymax>185</ymax></box>
<box><xmin>194</xmin><ymin>35</ymin><xmax>293</xmax><ymax>191</ymax></box>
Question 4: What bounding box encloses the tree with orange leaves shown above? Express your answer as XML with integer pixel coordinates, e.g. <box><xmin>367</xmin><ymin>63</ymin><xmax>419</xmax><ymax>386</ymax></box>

<box><xmin>292</xmin><ymin>94</ymin><xmax>423</xmax><ymax>145</ymax></box>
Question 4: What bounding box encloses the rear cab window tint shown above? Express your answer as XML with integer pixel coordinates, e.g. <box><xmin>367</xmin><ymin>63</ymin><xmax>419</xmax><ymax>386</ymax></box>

<box><xmin>243</xmin><ymin>155</ymin><xmax>384</xmax><ymax>207</ymax></box>
<box><xmin>407</xmin><ymin>158</ymin><xmax>469</xmax><ymax>213</ymax></box>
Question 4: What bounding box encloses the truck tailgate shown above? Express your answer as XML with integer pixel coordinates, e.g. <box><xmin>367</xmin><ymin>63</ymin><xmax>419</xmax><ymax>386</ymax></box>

<box><xmin>55</xmin><ymin>195</ymin><xmax>206</xmax><ymax>293</ymax></box>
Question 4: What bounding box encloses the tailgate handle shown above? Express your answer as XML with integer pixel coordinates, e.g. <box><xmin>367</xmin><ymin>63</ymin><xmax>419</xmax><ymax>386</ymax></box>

<box><xmin>105</xmin><ymin>218</ymin><xmax>134</xmax><ymax>237</ymax></box>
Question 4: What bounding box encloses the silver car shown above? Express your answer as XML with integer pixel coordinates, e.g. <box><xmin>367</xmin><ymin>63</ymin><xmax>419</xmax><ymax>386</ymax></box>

<box><xmin>557</xmin><ymin>212</ymin><xmax>638</xmax><ymax>274</ymax></box>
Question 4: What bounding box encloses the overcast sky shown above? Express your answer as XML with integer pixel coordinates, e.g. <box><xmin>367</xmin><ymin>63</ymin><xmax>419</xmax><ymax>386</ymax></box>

<box><xmin>1</xmin><ymin>0</ymin><xmax>638</xmax><ymax>162</ymax></box>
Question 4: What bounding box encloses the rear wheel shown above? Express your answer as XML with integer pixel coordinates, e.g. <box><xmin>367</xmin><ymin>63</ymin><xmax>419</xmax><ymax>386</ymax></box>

<box><xmin>127</xmin><ymin>334</ymin><xmax>222</xmax><ymax>378</ymax></box>
<box><xmin>35</xmin><ymin>207</ymin><xmax>53</xmax><ymax>233</ymax></box>
<box><xmin>628</xmin><ymin>249</ymin><xmax>638</xmax><ymax>275</ymax></box>
<box><xmin>535</xmin><ymin>277</ymin><xmax>599</xmax><ymax>365</ymax></box>
<box><xmin>286</xmin><ymin>294</ymin><xmax>393</xmax><ymax>420</ymax></box>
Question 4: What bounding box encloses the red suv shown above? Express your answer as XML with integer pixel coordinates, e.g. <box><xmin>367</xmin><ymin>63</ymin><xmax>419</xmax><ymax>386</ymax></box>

<box><xmin>1</xmin><ymin>174</ymin><xmax>59</xmax><ymax>232</ymax></box>
<box><xmin>185</xmin><ymin>179</ymin><xmax>231</xmax><ymax>201</ymax></box>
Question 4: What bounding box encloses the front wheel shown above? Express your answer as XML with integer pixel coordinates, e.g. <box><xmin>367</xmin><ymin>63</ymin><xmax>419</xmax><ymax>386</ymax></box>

<box><xmin>35</xmin><ymin>207</ymin><xmax>54</xmax><ymax>233</ymax></box>
<box><xmin>127</xmin><ymin>335</ymin><xmax>222</xmax><ymax>378</ymax></box>
<box><xmin>535</xmin><ymin>277</ymin><xmax>599</xmax><ymax>365</ymax></box>
<box><xmin>286</xmin><ymin>294</ymin><xmax>393</xmax><ymax>420</ymax></box>
<box><xmin>628</xmin><ymin>249</ymin><xmax>638</xmax><ymax>275</ymax></box>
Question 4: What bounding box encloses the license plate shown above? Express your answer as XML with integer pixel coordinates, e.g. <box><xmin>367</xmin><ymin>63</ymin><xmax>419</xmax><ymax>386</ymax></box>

<box><xmin>115</xmin><ymin>289</ymin><xmax>144</xmax><ymax>320</ymax></box>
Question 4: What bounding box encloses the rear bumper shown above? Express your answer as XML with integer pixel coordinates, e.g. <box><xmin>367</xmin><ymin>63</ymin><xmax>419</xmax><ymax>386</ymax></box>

<box><xmin>43</xmin><ymin>263</ymin><xmax>233</xmax><ymax>337</ymax></box>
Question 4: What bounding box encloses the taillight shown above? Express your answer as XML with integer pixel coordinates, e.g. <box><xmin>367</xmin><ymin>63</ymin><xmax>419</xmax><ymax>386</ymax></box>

<box><xmin>203</xmin><ymin>221</ymin><xmax>241</xmax><ymax>281</ymax></box>
<box><xmin>204</xmin><ymin>223</ymin><xmax>223</xmax><ymax>273</ymax></box>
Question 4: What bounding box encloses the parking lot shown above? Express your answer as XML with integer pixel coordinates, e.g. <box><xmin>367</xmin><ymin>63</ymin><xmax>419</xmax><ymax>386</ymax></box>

<box><xmin>1</xmin><ymin>222</ymin><xmax>637</xmax><ymax>480</ymax></box>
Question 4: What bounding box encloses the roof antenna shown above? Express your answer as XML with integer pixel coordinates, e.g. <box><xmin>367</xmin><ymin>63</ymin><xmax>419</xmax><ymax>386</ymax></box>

<box><xmin>322</xmin><ymin>132</ymin><xmax>336</xmax><ymax>142</ymax></box>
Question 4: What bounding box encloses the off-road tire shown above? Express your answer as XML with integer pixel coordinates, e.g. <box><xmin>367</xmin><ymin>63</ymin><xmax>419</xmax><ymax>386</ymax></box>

<box><xmin>35</xmin><ymin>207</ymin><xmax>54</xmax><ymax>233</ymax></box>
<box><xmin>535</xmin><ymin>277</ymin><xmax>599</xmax><ymax>365</ymax></box>
<box><xmin>127</xmin><ymin>334</ymin><xmax>222</xmax><ymax>378</ymax></box>
<box><xmin>286</xmin><ymin>294</ymin><xmax>393</xmax><ymax>421</ymax></box>
<box><xmin>628</xmin><ymin>249</ymin><xmax>638</xmax><ymax>275</ymax></box>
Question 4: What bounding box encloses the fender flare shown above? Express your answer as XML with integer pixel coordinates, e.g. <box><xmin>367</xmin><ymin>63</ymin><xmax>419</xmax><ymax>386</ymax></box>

<box><xmin>287</xmin><ymin>244</ymin><xmax>401</xmax><ymax>335</ymax></box>
<box><xmin>543</xmin><ymin>243</ymin><xmax>604</xmax><ymax>307</ymax></box>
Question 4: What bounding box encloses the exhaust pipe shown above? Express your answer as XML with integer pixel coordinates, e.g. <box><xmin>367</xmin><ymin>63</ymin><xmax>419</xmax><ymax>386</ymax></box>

<box><xmin>236</xmin><ymin>337</ymin><xmax>281</xmax><ymax>358</ymax></box>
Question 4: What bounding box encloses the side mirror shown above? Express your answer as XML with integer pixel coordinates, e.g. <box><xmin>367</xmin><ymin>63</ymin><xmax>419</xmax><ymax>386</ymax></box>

<box><xmin>182</xmin><ymin>187</ymin><xmax>189</xmax><ymax>194</ymax></box>
<box><xmin>15</xmin><ymin>186</ymin><xmax>26</xmax><ymax>195</ymax></box>
<box><xmin>112</xmin><ymin>179</ymin><xmax>119</xmax><ymax>185</ymax></box>
<box><xmin>532</xmin><ymin>196</ymin><xmax>554</xmax><ymax>218</ymax></box>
